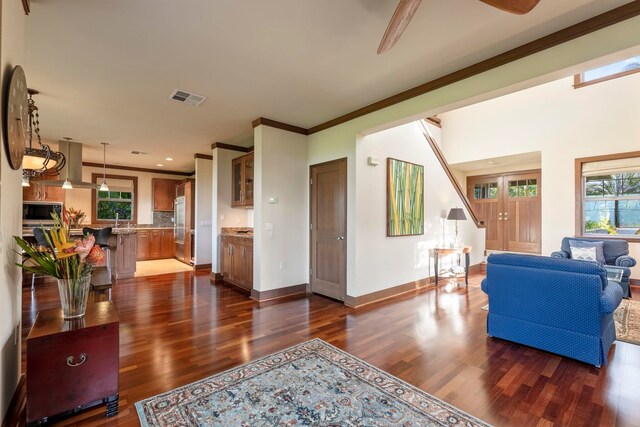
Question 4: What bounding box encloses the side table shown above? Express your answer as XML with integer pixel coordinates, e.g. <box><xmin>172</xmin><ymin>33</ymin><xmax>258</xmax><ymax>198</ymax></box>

<box><xmin>26</xmin><ymin>301</ymin><xmax>119</xmax><ymax>425</ymax></box>
<box><xmin>431</xmin><ymin>246</ymin><xmax>472</xmax><ymax>287</ymax></box>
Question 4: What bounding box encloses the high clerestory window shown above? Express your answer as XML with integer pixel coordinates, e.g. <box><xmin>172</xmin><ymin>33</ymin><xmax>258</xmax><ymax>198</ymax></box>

<box><xmin>576</xmin><ymin>153</ymin><xmax>640</xmax><ymax>240</ymax></box>
<box><xmin>574</xmin><ymin>55</ymin><xmax>640</xmax><ymax>88</ymax></box>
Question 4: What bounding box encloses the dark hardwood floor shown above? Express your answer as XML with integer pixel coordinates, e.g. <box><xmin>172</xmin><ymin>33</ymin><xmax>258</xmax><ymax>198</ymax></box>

<box><xmin>19</xmin><ymin>272</ymin><xmax>640</xmax><ymax>426</ymax></box>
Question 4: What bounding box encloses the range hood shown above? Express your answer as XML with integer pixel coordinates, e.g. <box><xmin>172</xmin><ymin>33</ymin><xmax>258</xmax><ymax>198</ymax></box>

<box><xmin>40</xmin><ymin>140</ymin><xmax>99</xmax><ymax>189</ymax></box>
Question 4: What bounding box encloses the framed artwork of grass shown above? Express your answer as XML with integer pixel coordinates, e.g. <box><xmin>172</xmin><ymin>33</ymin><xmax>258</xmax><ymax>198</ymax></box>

<box><xmin>387</xmin><ymin>158</ymin><xmax>424</xmax><ymax>236</ymax></box>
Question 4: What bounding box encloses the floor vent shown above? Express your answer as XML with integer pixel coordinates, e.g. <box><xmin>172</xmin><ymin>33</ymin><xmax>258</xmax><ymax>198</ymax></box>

<box><xmin>169</xmin><ymin>89</ymin><xmax>207</xmax><ymax>106</ymax></box>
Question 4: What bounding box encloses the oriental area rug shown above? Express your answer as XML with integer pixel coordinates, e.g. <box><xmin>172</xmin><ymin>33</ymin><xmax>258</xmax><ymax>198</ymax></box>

<box><xmin>614</xmin><ymin>299</ymin><xmax>640</xmax><ymax>346</ymax></box>
<box><xmin>136</xmin><ymin>338</ymin><xmax>490</xmax><ymax>426</ymax></box>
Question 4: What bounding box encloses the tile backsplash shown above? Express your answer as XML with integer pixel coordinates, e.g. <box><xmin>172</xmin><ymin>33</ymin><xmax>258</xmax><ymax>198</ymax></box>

<box><xmin>153</xmin><ymin>211</ymin><xmax>174</xmax><ymax>227</ymax></box>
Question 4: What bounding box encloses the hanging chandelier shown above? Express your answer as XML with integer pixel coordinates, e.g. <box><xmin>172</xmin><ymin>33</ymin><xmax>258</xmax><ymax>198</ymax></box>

<box><xmin>22</xmin><ymin>89</ymin><xmax>66</xmax><ymax>184</ymax></box>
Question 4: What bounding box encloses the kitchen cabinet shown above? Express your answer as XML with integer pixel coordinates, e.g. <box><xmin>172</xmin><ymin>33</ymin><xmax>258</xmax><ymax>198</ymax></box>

<box><xmin>111</xmin><ymin>233</ymin><xmax>137</xmax><ymax>279</ymax></box>
<box><xmin>149</xmin><ymin>229</ymin><xmax>162</xmax><ymax>259</ymax></box>
<box><xmin>23</xmin><ymin>173</ymin><xmax>65</xmax><ymax>202</ymax></box>
<box><xmin>221</xmin><ymin>235</ymin><xmax>253</xmax><ymax>290</ymax></box>
<box><xmin>231</xmin><ymin>152</ymin><xmax>253</xmax><ymax>207</ymax></box>
<box><xmin>136</xmin><ymin>230</ymin><xmax>149</xmax><ymax>261</ymax></box>
<box><xmin>26</xmin><ymin>302</ymin><xmax>119</xmax><ymax>424</ymax></box>
<box><xmin>136</xmin><ymin>229</ymin><xmax>175</xmax><ymax>261</ymax></box>
<box><xmin>152</xmin><ymin>178</ymin><xmax>180</xmax><ymax>211</ymax></box>
<box><xmin>161</xmin><ymin>229</ymin><xmax>175</xmax><ymax>258</ymax></box>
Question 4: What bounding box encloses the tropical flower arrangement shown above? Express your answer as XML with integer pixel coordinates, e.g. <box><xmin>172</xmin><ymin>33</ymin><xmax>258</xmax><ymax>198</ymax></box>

<box><xmin>65</xmin><ymin>206</ymin><xmax>86</xmax><ymax>229</ymax></box>
<box><xmin>15</xmin><ymin>212</ymin><xmax>107</xmax><ymax>319</ymax></box>
<box><xmin>15</xmin><ymin>213</ymin><xmax>105</xmax><ymax>279</ymax></box>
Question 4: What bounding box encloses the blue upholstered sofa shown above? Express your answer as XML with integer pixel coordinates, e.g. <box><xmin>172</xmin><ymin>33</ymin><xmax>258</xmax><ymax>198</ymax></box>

<box><xmin>481</xmin><ymin>253</ymin><xmax>623</xmax><ymax>367</ymax></box>
<box><xmin>550</xmin><ymin>237</ymin><xmax>636</xmax><ymax>298</ymax></box>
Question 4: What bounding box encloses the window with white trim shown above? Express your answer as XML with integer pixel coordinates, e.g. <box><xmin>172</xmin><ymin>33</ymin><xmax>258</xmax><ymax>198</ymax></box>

<box><xmin>582</xmin><ymin>157</ymin><xmax>640</xmax><ymax>237</ymax></box>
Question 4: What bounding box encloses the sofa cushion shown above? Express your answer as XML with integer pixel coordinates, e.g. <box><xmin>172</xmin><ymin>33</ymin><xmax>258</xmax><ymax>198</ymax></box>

<box><xmin>569</xmin><ymin>239</ymin><xmax>605</xmax><ymax>263</ymax></box>
<box><xmin>570</xmin><ymin>246</ymin><xmax>597</xmax><ymax>262</ymax></box>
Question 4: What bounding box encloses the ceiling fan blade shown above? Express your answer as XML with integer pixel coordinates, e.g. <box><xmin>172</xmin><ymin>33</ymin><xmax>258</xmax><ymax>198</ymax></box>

<box><xmin>479</xmin><ymin>0</ymin><xmax>540</xmax><ymax>15</ymax></box>
<box><xmin>377</xmin><ymin>0</ymin><xmax>422</xmax><ymax>55</ymax></box>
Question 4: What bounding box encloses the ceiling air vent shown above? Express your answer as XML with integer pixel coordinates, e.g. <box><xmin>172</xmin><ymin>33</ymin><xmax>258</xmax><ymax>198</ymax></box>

<box><xmin>131</xmin><ymin>150</ymin><xmax>148</xmax><ymax>155</ymax></box>
<box><xmin>169</xmin><ymin>89</ymin><xmax>207</xmax><ymax>106</ymax></box>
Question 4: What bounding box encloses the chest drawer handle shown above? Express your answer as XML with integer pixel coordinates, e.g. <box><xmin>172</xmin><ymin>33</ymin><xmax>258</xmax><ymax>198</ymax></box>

<box><xmin>66</xmin><ymin>353</ymin><xmax>87</xmax><ymax>367</ymax></box>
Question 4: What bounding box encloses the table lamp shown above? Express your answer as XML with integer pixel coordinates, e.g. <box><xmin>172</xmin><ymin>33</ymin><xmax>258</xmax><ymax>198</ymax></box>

<box><xmin>447</xmin><ymin>208</ymin><xmax>467</xmax><ymax>248</ymax></box>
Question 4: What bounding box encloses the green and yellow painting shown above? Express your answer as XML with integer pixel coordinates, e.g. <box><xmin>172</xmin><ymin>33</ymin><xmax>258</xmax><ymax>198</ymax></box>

<box><xmin>387</xmin><ymin>158</ymin><xmax>424</xmax><ymax>236</ymax></box>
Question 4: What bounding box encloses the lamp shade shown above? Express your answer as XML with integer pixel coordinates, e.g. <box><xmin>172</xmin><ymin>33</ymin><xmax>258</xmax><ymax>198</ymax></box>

<box><xmin>447</xmin><ymin>208</ymin><xmax>467</xmax><ymax>221</ymax></box>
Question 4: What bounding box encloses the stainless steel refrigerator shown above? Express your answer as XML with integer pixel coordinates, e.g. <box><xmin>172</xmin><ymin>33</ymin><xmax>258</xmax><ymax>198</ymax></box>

<box><xmin>174</xmin><ymin>180</ymin><xmax>194</xmax><ymax>264</ymax></box>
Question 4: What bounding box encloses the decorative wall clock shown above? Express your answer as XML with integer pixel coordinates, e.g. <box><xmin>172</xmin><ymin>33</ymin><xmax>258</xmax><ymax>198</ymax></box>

<box><xmin>3</xmin><ymin>65</ymin><xmax>28</xmax><ymax>170</ymax></box>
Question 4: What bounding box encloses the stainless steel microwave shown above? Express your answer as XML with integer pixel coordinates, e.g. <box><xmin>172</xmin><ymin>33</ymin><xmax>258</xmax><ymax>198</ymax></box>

<box><xmin>23</xmin><ymin>202</ymin><xmax>63</xmax><ymax>225</ymax></box>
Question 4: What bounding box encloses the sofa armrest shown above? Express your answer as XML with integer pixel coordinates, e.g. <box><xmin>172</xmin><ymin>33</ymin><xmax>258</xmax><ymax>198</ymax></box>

<box><xmin>481</xmin><ymin>278</ymin><xmax>489</xmax><ymax>294</ymax></box>
<box><xmin>550</xmin><ymin>250</ymin><xmax>570</xmax><ymax>259</ymax></box>
<box><xmin>615</xmin><ymin>255</ymin><xmax>637</xmax><ymax>268</ymax></box>
<box><xmin>600</xmin><ymin>281</ymin><xmax>623</xmax><ymax>314</ymax></box>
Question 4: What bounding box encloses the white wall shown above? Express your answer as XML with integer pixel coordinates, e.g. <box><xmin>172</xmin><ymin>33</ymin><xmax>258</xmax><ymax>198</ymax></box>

<box><xmin>355</xmin><ymin>122</ymin><xmax>485</xmax><ymax>296</ymax></box>
<box><xmin>254</xmin><ymin>125</ymin><xmax>308</xmax><ymax>292</ymax></box>
<box><xmin>306</xmin><ymin>17</ymin><xmax>640</xmax><ymax>297</ymax></box>
<box><xmin>0</xmin><ymin>0</ymin><xmax>26</xmax><ymax>420</ymax></box>
<box><xmin>195</xmin><ymin>157</ymin><xmax>212</xmax><ymax>266</ymax></box>
<box><xmin>441</xmin><ymin>74</ymin><xmax>640</xmax><ymax>277</ymax></box>
<box><xmin>210</xmin><ymin>148</ymin><xmax>250</xmax><ymax>273</ymax></box>
<box><xmin>64</xmin><ymin>165</ymin><xmax>188</xmax><ymax>224</ymax></box>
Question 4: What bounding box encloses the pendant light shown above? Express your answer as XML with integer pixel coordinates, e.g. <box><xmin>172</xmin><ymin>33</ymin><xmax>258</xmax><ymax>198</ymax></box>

<box><xmin>22</xmin><ymin>172</ymin><xmax>31</xmax><ymax>187</ymax></box>
<box><xmin>62</xmin><ymin>137</ymin><xmax>73</xmax><ymax>190</ymax></box>
<box><xmin>99</xmin><ymin>142</ymin><xmax>109</xmax><ymax>192</ymax></box>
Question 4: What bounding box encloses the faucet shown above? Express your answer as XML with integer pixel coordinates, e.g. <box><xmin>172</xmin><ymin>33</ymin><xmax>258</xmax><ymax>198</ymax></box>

<box><xmin>115</xmin><ymin>212</ymin><xmax>119</xmax><ymax>228</ymax></box>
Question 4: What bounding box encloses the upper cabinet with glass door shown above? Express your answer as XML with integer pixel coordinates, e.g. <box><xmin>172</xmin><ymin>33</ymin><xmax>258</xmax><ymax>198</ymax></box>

<box><xmin>232</xmin><ymin>152</ymin><xmax>254</xmax><ymax>208</ymax></box>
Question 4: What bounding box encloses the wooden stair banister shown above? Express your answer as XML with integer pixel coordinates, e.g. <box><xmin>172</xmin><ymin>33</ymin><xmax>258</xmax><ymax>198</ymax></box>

<box><xmin>418</xmin><ymin>120</ymin><xmax>485</xmax><ymax>229</ymax></box>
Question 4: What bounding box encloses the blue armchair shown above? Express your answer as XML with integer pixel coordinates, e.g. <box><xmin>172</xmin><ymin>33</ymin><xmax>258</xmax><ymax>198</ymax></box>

<box><xmin>481</xmin><ymin>253</ymin><xmax>623</xmax><ymax>367</ymax></box>
<box><xmin>551</xmin><ymin>237</ymin><xmax>636</xmax><ymax>298</ymax></box>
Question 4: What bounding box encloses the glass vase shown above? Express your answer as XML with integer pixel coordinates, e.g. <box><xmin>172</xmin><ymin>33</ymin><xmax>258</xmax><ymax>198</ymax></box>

<box><xmin>56</xmin><ymin>275</ymin><xmax>92</xmax><ymax>319</ymax></box>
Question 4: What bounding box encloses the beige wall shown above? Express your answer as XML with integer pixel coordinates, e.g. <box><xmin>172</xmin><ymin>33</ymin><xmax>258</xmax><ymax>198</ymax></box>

<box><xmin>64</xmin><ymin>165</ymin><xmax>189</xmax><ymax>224</ymax></box>
<box><xmin>0</xmin><ymin>0</ymin><xmax>26</xmax><ymax>420</ymax></box>
<box><xmin>355</xmin><ymin>122</ymin><xmax>486</xmax><ymax>296</ymax></box>
<box><xmin>306</xmin><ymin>17</ymin><xmax>640</xmax><ymax>297</ymax></box>
<box><xmin>194</xmin><ymin>157</ymin><xmax>212</xmax><ymax>265</ymax></box>
<box><xmin>441</xmin><ymin>74</ymin><xmax>640</xmax><ymax>278</ymax></box>
<box><xmin>254</xmin><ymin>125</ymin><xmax>308</xmax><ymax>292</ymax></box>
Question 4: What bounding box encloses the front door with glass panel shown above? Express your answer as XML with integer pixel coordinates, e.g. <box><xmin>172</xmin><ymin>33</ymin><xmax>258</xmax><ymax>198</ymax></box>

<box><xmin>467</xmin><ymin>170</ymin><xmax>541</xmax><ymax>253</ymax></box>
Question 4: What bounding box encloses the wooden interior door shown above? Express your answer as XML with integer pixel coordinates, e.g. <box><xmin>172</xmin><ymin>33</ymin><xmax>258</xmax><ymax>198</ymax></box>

<box><xmin>504</xmin><ymin>172</ymin><xmax>541</xmax><ymax>253</ymax></box>
<box><xmin>467</xmin><ymin>176</ymin><xmax>503</xmax><ymax>250</ymax></box>
<box><xmin>310</xmin><ymin>158</ymin><xmax>347</xmax><ymax>301</ymax></box>
<box><xmin>467</xmin><ymin>170</ymin><xmax>541</xmax><ymax>253</ymax></box>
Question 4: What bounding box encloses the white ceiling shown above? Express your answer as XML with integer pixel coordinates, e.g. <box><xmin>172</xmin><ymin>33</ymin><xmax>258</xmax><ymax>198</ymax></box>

<box><xmin>25</xmin><ymin>0</ymin><xmax>632</xmax><ymax>172</ymax></box>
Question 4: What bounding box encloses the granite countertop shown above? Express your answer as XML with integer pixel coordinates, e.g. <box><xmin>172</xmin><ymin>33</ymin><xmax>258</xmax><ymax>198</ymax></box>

<box><xmin>21</xmin><ymin>228</ymin><xmax>139</xmax><ymax>237</ymax></box>
<box><xmin>221</xmin><ymin>227</ymin><xmax>253</xmax><ymax>239</ymax></box>
<box><xmin>22</xmin><ymin>224</ymin><xmax>174</xmax><ymax>237</ymax></box>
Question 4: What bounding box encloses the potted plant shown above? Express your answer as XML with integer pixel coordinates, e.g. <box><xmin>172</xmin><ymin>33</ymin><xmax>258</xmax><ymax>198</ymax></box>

<box><xmin>15</xmin><ymin>213</ymin><xmax>106</xmax><ymax>319</ymax></box>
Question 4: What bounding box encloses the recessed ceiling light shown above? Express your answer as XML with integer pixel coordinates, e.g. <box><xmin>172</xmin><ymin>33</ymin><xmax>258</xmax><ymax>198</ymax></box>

<box><xmin>157</xmin><ymin>163</ymin><xmax>164</xmax><ymax>167</ymax></box>
<box><xmin>165</xmin><ymin>157</ymin><xmax>173</xmax><ymax>161</ymax></box>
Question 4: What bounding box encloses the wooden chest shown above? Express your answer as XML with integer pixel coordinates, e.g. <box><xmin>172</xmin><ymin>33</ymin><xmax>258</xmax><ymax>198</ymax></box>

<box><xmin>26</xmin><ymin>301</ymin><xmax>119</xmax><ymax>425</ymax></box>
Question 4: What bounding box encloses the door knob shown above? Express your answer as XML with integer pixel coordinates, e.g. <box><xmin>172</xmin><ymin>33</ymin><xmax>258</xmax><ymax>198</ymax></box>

<box><xmin>334</xmin><ymin>236</ymin><xmax>344</xmax><ymax>240</ymax></box>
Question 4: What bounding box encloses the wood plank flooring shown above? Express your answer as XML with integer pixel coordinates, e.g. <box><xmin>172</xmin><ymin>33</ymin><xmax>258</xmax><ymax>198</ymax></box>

<box><xmin>20</xmin><ymin>273</ymin><xmax>640</xmax><ymax>426</ymax></box>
